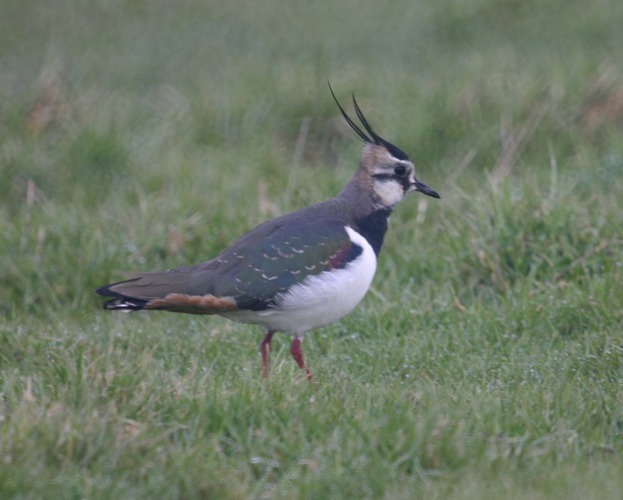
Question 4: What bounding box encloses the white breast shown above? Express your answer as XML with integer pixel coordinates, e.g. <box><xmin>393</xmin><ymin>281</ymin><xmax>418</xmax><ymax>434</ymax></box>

<box><xmin>221</xmin><ymin>226</ymin><xmax>377</xmax><ymax>334</ymax></box>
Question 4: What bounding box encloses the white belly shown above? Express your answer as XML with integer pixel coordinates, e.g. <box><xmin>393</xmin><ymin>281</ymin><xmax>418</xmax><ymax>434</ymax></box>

<box><xmin>221</xmin><ymin>226</ymin><xmax>377</xmax><ymax>334</ymax></box>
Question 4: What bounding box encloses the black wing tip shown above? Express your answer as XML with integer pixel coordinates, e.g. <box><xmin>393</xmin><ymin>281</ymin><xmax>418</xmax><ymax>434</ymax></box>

<box><xmin>96</xmin><ymin>279</ymin><xmax>147</xmax><ymax>311</ymax></box>
<box><xmin>95</xmin><ymin>284</ymin><xmax>116</xmax><ymax>297</ymax></box>
<box><xmin>95</xmin><ymin>278</ymin><xmax>141</xmax><ymax>297</ymax></box>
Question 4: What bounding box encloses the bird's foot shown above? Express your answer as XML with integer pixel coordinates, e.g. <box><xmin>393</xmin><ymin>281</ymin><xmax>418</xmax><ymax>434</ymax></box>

<box><xmin>290</xmin><ymin>335</ymin><xmax>313</xmax><ymax>381</ymax></box>
<box><xmin>260</xmin><ymin>330</ymin><xmax>275</xmax><ymax>379</ymax></box>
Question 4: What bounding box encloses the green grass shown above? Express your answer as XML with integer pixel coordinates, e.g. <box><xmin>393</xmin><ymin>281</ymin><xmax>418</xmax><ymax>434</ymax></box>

<box><xmin>1</xmin><ymin>0</ymin><xmax>623</xmax><ymax>497</ymax></box>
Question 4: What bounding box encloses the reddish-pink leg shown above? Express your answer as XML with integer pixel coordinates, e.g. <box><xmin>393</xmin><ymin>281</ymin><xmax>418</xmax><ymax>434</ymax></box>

<box><xmin>260</xmin><ymin>330</ymin><xmax>275</xmax><ymax>379</ymax></box>
<box><xmin>290</xmin><ymin>335</ymin><xmax>313</xmax><ymax>381</ymax></box>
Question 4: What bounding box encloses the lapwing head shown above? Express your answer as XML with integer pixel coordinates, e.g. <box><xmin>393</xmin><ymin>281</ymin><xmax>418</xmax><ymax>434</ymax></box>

<box><xmin>330</xmin><ymin>85</ymin><xmax>440</xmax><ymax>208</ymax></box>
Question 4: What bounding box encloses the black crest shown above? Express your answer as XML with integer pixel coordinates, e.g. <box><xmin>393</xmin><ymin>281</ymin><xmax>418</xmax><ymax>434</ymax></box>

<box><xmin>328</xmin><ymin>83</ymin><xmax>409</xmax><ymax>161</ymax></box>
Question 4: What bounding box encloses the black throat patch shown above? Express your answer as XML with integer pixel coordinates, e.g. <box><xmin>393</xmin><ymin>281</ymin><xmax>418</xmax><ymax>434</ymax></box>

<box><xmin>355</xmin><ymin>208</ymin><xmax>393</xmax><ymax>256</ymax></box>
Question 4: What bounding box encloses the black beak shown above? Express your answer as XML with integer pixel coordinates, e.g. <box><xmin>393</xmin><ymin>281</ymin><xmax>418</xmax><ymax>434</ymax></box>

<box><xmin>413</xmin><ymin>179</ymin><xmax>440</xmax><ymax>199</ymax></box>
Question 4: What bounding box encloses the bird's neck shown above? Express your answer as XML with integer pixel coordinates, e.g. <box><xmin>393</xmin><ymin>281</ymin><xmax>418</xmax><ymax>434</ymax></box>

<box><xmin>337</xmin><ymin>174</ymin><xmax>393</xmax><ymax>256</ymax></box>
<box><xmin>354</xmin><ymin>207</ymin><xmax>392</xmax><ymax>256</ymax></box>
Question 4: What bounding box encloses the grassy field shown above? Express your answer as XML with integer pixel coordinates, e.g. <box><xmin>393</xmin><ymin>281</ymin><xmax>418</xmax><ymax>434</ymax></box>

<box><xmin>1</xmin><ymin>0</ymin><xmax>623</xmax><ymax>497</ymax></box>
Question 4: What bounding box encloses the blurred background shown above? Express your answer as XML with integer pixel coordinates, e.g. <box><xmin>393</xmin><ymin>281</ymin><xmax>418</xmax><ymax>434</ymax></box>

<box><xmin>1</xmin><ymin>0</ymin><xmax>622</xmax><ymax>312</ymax></box>
<box><xmin>1</xmin><ymin>1</ymin><xmax>622</xmax><ymax>497</ymax></box>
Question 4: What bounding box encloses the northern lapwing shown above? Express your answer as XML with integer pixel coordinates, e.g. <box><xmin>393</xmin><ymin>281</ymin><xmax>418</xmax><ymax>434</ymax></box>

<box><xmin>96</xmin><ymin>86</ymin><xmax>440</xmax><ymax>380</ymax></box>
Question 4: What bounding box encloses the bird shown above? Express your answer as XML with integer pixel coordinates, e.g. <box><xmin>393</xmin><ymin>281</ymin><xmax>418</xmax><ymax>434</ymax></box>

<box><xmin>96</xmin><ymin>86</ymin><xmax>440</xmax><ymax>381</ymax></box>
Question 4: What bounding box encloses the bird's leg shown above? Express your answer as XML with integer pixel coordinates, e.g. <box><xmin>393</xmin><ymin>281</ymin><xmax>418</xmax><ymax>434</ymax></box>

<box><xmin>290</xmin><ymin>335</ymin><xmax>312</xmax><ymax>381</ymax></box>
<box><xmin>260</xmin><ymin>330</ymin><xmax>275</xmax><ymax>379</ymax></box>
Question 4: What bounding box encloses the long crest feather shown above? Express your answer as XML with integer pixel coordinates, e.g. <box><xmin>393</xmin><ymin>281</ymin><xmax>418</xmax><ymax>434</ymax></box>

<box><xmin>328</xmin><ymin>82</ymin><xmax>373</xmax><ymax>144</ymax></box>
<box><xmin>352</xmin><ymin>95</ymin><xmax>381</xmax><ymax>144</ymax></box>
<box><xmin>328</xmin><ymin>83</ymin><xmax>410</xmax><ymax>161</ymax></box>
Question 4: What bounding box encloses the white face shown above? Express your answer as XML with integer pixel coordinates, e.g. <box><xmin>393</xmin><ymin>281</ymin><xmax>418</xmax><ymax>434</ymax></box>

<box><xmin>371</xmin><ymin>157</ymin><xmax>416</xmax><ymax>207</ymax></box>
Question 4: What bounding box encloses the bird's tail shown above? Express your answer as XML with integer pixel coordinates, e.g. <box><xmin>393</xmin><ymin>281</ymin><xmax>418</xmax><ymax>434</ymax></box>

<box><xmin>95</xmin><ymin>270</ymin><xmax>239</xmax><ymax>315</ymax></box>
<box><xmin>96</xmin><ymin>280</ymin><xmax>149</xmax><ymax>311</ymax></box>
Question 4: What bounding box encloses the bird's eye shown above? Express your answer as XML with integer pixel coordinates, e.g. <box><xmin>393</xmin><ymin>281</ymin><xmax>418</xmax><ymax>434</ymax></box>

<box><xmin>394</xmin><ymin>165</ymin><xmax>407</xmax><ymax>176</ymax></box>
